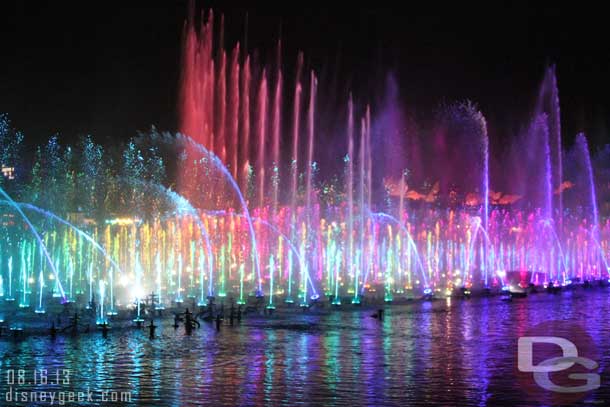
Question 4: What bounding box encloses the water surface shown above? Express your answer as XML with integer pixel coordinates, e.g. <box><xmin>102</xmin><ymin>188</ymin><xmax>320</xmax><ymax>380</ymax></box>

<box><xmin>2</xmin><ymin>291</ymin><xmax>610</xmax><ymax>406</ymax></box>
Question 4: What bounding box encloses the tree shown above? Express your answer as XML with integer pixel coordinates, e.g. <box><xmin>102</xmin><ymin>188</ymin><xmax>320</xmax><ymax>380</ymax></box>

<box><xmin>0</xmin><ymin>114</ymin><xmax>24</xmax><ymax>190</ymax></box>
<box><xmin>76</xmin><ymin>135</ymin><xmax>105</xmax><ymax>217</ymax></box>
<box><xmin>120</xmin><ymin>139</ymin><xmax>146</xmax><ymax>215</ymax></box>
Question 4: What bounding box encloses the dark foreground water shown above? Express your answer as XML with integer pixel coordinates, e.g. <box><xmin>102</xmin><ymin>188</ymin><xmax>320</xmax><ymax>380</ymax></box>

<box><xmin>2</xmin><ymin>290</ymin><xmax>610</xmax><ymax>406</ymax></box>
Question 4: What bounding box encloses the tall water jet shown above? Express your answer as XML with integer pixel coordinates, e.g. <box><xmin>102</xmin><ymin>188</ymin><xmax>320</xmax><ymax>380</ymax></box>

<box><xmin>287</xmin><ymin>52</ymin><xmax>303</xmax><ymax>304</ymax></box>
<box><xmin>290</xmin><ymin>53</ymin><xmax>303</xmax><ymax>213</ymax></box>
<box><xmin>346</xmin><ymin>94</ymin><xmax>354</xmax><ymax>305</ymax></box>
<box><xmin>576</xmin><ymin>133</ymin><xmax>605</xmax><ymax>277</ymax></box>
<box><xmin>240</xmin><ymin>56</ymin><xmax>251</xmax><ymax>192</ymax></box>
<box><xmin>97</xmin><ymin>280</ymin><xmax>107</xmax><ymax>325</ymax></box>
<box><xmin>534</xmin><ymin>66</ymin><xmax>563</xmax><ymax>223</ymax></box>
<box><xmin>542</xmin><ymin>117</ymin><xmax>553</xmax><ymax>221</ymax></box>
<box><xmin>256</xmin><ymin>70</ymin><xmax>268</xmax><ymax>209</ymax></box>
<box><xmin>365</xmin><ymin>107</ymin><xmax>372</xmax><ymax>212</ymax></box>
<box><xmin>481</xmin><ymin>113</ymin><xmax>489</xmax><ymax>287</ymax></box>
<box><xmin>207</xmin><ymin>42</ymin><xmax>216</xmax><ymax>154</ymax></box>
<box><xmin>303</xmin><ymin>70</ymin><xmax>317</xmax><ymax>304</ymax></box>
<box><xmin>36</xmin><ymin>245</ymin><xmax>44</xmax><ymax>313</ymax></box>
<box><xmin>576</xmin><ymin>133</ymin><xmax>600</xmax><ymax>235</ymax></box>
<box><xmin>156</xmin><ymin>252</ymin><xmax>165</xmax><ymax>309</ymax></box>
<box><xmin>179</xmin><ymin>9</ymin><xmax>215</xmax><ymax>149</ymax></box>
<box><xmin>267</xmin><ymin>255</ymin><xmax>276</xmax><ymax>310</ymax></box>
<box><xmin>364</xmin><ymin>107</ymin><xmax>373</xmax><ymax>289</ymax></box>
<box><xmin>305</xmin><ymin>71</ymin><xmax>317</xmax><ymax>225</ymax></box>
<box><xmin>6</xmin><ymin>256</ymin><xmax>13</xmax><ymax>301</ymax></box>
<box><xmin>216</xmin><ymin>48</ymin><xmax>227</xmax><ymax>164</ymax></box>
<box><xmin>398</xmin><ymin>170</ymin><xmax>406</xmax><ymax>224</ymax></box>
<box><xmin>228</xmin><ymin>44</ymin><xmax>240</xmax><ymax>179</ymax></box>
<box><xmin>354</xmin><ymin>117</ymin><xmax>366</xmax><ymax>304</ymax></box>
<box><xmin>550</xmin><ymin>68</ymin><xmax>563</xmax><ymax>223</ymax></box>
<box><xmin>19</xmin><ymin>244</ymin><xmax>27</xmax><ymax>307</ymax></box>
<box><xmin>107</xmin><ymin>265</ymin><xmax>117</xmax><ymax>315</ymax></box>
<box><xmin>271</xmin><ymin>44</ymin><xmax>282</xmax><ymax>216</ymax></box>
<box><xmin>134</xmin><ymin>251</ymin><xmax>145</xmax><ymax>323</ymax></box>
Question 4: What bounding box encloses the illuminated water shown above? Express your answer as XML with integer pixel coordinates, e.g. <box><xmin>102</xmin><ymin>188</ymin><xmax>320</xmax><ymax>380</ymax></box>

<box><xmin>1</xmin><ymin>12</ymin><xmax>609</xmax><ymax>317</ymax></box>
<box><xmin>2</xmin><ymin>290</ymin><xmax>610</xmax><ymax>406</ymax></box>
<box><xmin>1</xmin><ymin>9</ymin><xmax>610</xmax><ymax>404</ymax></box>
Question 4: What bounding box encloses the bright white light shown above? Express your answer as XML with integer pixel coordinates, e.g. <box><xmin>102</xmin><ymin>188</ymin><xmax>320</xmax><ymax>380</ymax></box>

<box><xmin>133</xmin><ymin>286</ymin><xmax>145</xmax><ymax>300</ymax></box>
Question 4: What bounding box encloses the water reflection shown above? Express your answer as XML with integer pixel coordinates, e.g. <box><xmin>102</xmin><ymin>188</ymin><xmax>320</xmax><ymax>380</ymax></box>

<box><xmin>2</xmin><ymin>291</ymin><xmax>610</xmax><ymax>406</ymax></box>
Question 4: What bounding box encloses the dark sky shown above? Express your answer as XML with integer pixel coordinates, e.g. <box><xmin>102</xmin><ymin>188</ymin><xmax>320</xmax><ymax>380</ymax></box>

<box><xmin>1</xmin><ymin>1</ymin><xmax>609</xmax><ymax>148</ymax></box>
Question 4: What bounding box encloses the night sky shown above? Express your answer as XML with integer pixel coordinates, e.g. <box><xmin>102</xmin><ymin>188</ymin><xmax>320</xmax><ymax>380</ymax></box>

<box><xmin>1</xmin><ymin>2</ymin><xmax>608</xmax><ymax>148</ymax></box>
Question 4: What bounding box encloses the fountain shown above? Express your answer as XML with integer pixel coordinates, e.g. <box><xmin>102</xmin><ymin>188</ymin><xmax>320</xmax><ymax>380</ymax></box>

<box><xmin>0</xmin><ymin>9</ymin><xmax>609</xmax><ymax>329</ymax></box>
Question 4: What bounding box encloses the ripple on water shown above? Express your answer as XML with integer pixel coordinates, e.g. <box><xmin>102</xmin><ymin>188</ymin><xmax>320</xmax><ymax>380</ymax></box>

<box><xmin>2</xmin><ymin>291</ymin><xmax>610</xmax><ymax>406</ymax></box>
